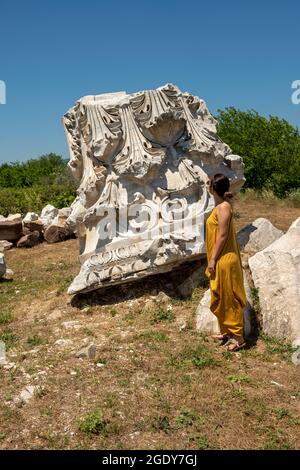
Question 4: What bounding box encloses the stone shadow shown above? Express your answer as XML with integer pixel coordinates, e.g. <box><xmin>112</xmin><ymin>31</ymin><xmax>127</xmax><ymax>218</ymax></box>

<box><xmin>70</xmin><ymin>258</ymin><xmax>208</xmax><ymax>309</ymax></box>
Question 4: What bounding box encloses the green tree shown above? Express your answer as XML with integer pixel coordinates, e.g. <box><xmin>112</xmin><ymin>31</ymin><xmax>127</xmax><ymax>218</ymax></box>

<box><xmin>216</xmin><ymin>107</ymin><xmax>300</xmax><ymax>197</ymax></box>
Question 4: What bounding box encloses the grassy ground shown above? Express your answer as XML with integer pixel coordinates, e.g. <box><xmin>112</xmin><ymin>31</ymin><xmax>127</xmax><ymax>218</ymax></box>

<box><xmin>0</xmin><ymin>196</ymin><xmax>300</xmax><ymax>450</ymax></box>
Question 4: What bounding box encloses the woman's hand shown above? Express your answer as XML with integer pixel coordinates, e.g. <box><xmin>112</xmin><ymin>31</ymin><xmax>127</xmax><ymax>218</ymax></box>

<box><xmin>208</xmin><ymin>258</ymin><xmax>216</xmax><ymax>275</ymax></box>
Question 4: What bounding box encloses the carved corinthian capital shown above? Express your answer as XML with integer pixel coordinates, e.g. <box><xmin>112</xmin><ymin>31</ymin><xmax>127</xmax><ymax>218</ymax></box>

<box><xmin>63</xmin><ymin>84</ymin><xmax>245</xmax><ymax>294</ymax></box>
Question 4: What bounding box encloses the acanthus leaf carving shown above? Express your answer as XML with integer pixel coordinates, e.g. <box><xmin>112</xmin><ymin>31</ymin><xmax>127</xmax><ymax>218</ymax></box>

<box><xmin>113</xmin><ymin>104</ymin><xmax>166</xmax><ymax>179</ymax></box>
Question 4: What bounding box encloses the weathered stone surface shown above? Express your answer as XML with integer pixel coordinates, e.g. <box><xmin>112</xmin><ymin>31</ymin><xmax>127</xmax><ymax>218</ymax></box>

<box><xmin>63</xmin><ymin>84</ymin><xmax>245</xmax><ymax>294</ymax></box>
<box><xmin>171</xmin><ymin>261</ymin><xmax>206</xmax><ymax>298</ymax></box>
<box><xmin>57</xmin><ymin>207</ymin><xmax>71</xmax><ymax>223</ymax></box>
<box><xmin>23</xmin><ymin>220</ymin><xmax>44</xmax><ymax>234</ymax></box>
<box><xmin>55</xmin><ymin>339</ymin><xmax>73</xmax><ymax>348</ymax></box>
<box><xmin>44</xmin><ymin>207</ymin><xmax>72</xmax><ymax>243</ymax></box>
<box><xmin>0</xmin><ymin>340</ymin><xmax>6</xmax><ymax>365</ymax></box>
<box><xmin>0</xmin><ymin>219</ymin><xmax>23</xmax><ymax>241</ymax></box>
<box><xmin>23</xmin><ymin>212</ymin><xmax>44</xmax><ymax>235</ymax></box>
<box><xmin>3</xmin><ymin>268</ymin><xmax>14</xmax><ymax>279</ymax></box>
<box><xmin>14</xmin><ymin>385</ymin><xmax>37</xmax><ymax>404</ymax></box>
<box><xmin>0</xmin><ymin>240</ymin><xmax>13</xmax><ymax>252</ymax></box>
<box><xmin>0</xmin><ymin>253</ymin><xmax>6</xmax><ymax>277</ymax></box>
<box><xmin>237</xmin><ymin>218</ymin><xmax>283</xmax><ymax>254</ymax></box>
<box><xmin>23</xmin><ymin>212</ymin><xmax>39</xmax><ymax>223</ymax></box>
<box><xmin>62</xmin><ymin>320</ymin><xmax>81</xmax><ymax>330</ymax></box>
<box><xmin>196</xmin><ymin>289</ymin><xmax>219</xmax><ymax>335</ymax></box>
<box><xmin>6</xmin><ymin>213</ymin><xmax>22</xmax><ymax>222</ymax></box>
<box><xmin>17</xmin><ymin>231</ymin><xmax>41</xmax><ymax>248</ymax></box>
<box><xmin>75</xmin><ymin>343</ymin><xmax>96</xmax><ymax>359</ymax></box>
<box><xmin>44</xmin><ymin>224</ymin><xmax>70</xmax><ymax>243</ymax></box>
<box><xmin>40</xmin><ymin>204</ymin><xmax>58</xmax><ymax>227</ymax></box>
<box><xmin>196</xmin><ymin>269</ymin><xmax>254</xmax><ymax>339</ymax></box>
<box><xmin>249</xmin><ymin>217</ymin><xmax>300</xmax><ymax>342</ymax></box>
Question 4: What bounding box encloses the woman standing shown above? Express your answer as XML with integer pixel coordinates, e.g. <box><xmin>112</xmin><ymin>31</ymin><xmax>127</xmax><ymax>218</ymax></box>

<box><xmin>205</xmin><ymin>174</ymin><xmax>247</xmax><ymax>352</ymax></box>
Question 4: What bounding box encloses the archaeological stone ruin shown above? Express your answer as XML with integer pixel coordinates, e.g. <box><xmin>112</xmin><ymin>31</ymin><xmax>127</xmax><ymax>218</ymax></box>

<box><xmin>63</xmin><ymin>84</ymin><xmax>245</xmax><ymax>295</ymax></box>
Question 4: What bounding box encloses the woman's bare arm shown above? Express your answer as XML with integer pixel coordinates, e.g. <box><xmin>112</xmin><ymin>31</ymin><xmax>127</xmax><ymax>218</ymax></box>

<box><xmin>208</xmin><ymin>203</ymin><xmax>232</xmax><ymax>274</ymax></box>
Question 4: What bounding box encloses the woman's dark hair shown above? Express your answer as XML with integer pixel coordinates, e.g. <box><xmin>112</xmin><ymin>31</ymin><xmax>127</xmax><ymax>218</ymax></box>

<box><xmin>210</xmin><ymin>174</ymin><xmax>233</xmax><ymax>200</ymax></box>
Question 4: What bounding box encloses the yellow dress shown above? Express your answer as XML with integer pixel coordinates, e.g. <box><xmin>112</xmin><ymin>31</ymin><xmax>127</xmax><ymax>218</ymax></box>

<box><xmin>205</xmin><ymin>206</ymin><xmax>247</xmax><ymax>337</ymax></box>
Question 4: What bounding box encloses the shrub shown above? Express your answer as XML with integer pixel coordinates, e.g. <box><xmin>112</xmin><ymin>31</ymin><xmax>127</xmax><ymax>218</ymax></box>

<box><xmin>217</xmin><ymin>108</ymin><xmax>300</xmax><ymax>197</ymax></box>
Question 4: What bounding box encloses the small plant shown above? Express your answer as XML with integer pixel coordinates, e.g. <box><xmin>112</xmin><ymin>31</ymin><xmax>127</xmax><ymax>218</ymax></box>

<box><xmin>262</xmin><ymin>334</ymin><xmax>296</xmax><ymax>360</ymax></box>
<box><xmin>78</xmin><ymin>409</ymin><xmax>109</xmax><ymax>436</ymax></box>
<box><xmin>169</xmin><ymin>342</ymin><xmax>218</xmax><ymax>369</ymax></box>
<box><xmin>0</xmin><ymin>329</ymin><xmax>19</xmax><ymax>349</ymax></box>
<box><xmin>82</xmin><ymin>327</ymin><xmax>95</xmax><ymax>337</ymax></box>
<box><xmin>227</xmin><ymin>374</ymin><xmax>254</xmax><ymax>385</ymax></box>
<box><xmin>189</xmin><ymin>434</ymin><xmax>211</xmax><ymax>449</ymax></box>
<box><xmin>110</xmin><ymin>307</ymin><xmax>118</xmax><ymax>317</ymax></box>
<box><xmin>175</xmin><ymin>408</ymin><xmax>198</xmax><ymax>428</ymax></box>
<box><xmin>151</xmin><ymin>415</ymin><xmax>171</xmax><ymax>433</ymax></box>
<box><xmin>140</xmin><ymin>331</ymin><xmax>168</xmax><ymax>342</ymax></box>
<box><xmin>34</xmin><ymin>386</ymin><xmax>47</xmax><ymax>399</ymax></box>
<box><xmin>192</xmin><ymin>349</ymin><xmax>218</xmax><ymax>369</ymax></box>
<box><xmin>251</xmin><ymin>286</ymin><xmax>261</xmax><ymax>316</ymax></box>
<box><xmin>151</xmin><ymin>306</ymin><xmax>175</xmax><ymax>324</ymax></box>
<box><xmin>287</xmin><ymin>188</ymin><xmax>300</xmax><ymax>208</ymax></box>
<box><xmin>0</xmin><ymin>311</ymin><xmax>12</xmax><ymax>325</ymax></box>
<box><xmin>26</xmin><ymin>335</ymin><xmax>46</xmax><ymax>347</ymax></box>
<box><xmin>231</xmin><ymin>388</ymin><xmax>247</xmax><ymax>400</ymax></box>
<box><xmin>274</xmin><ymin>408</ymin><xmax>293</xmax><ymax>420</ymax></box>
<box><xmin>262</xmin><ymin>429</ymin><xmax>292</xmax><ymax>450</ymax></box>
<box><xmin>222</xmin><ymin>351</ymin><xmax>233</xmax><ymax>360</ymax></box>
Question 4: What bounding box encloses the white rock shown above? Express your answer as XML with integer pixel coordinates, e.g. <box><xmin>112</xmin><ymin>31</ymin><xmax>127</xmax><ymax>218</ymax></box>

<box><xmin>54</xmin><ymin>339</ymin><xmax>73</xmax><ymax>347</ymax></box>
<box><xmin>0</xmin><ymin>253</ymin><xmax>6</xmax><ymax>277</ymax></box>
<box><xmin>196</xmin><ymin>289</ymin><xmax>219</xmax><ymax>335</ymax></box>
<box><xmin>0</xmin><ymin>240</ymin><xmax>13</xmax><ymax>252</ymax></box>
<box><xmin>6</xmin><ymin>213</ymin><xmax>22</xmax><ymax>222</ymax></box>
<box><xmin>249</xmin><ymin>217</ymin><xmax>300</xmax><ymax>342</ymax></box>
<box><xmin>292</xmin><ymin>339</ymin><xmax>300</xmax><ymax>348</ymax></box>
<box><xmin>196</xmin><ymin>270</ymin><xmax>253</xmax><ymax>338</ymax></box>
<box><xmin>63</xmin><ymin>84</ymin><xmax>245</xmax><ymax>295</ymax></box>
<box><xmin>0</xmin><ymin>340</ymin><xmax>6</xmax><ymax>365</ymax></box>
<box><xmin>237</xmin><ymin>218</ymin><xmax>283</xmax><ymax>254</ymax></box>
<box><xmin>75</xmin><ymin>343</ymin><xmax>96</xmax><ymax>359</ymax></box>
<box><xmin>23</xmin><ymin>212</ymin><xmax>39</xmax><ymax>223</ymax></box>
<box><xmin>40</xmin><ymin>204</ymin><xmax>58</xmax><ymax>227</ymax></box>
<box><xmin>15</xmin><ymin>385</ymin><xmax>37</xmax><ymax>404</ymax></box>
<box><xmin>3</xmin><ymin>362</ymin><xmax>16</xmax><ymax>370</ymax></box>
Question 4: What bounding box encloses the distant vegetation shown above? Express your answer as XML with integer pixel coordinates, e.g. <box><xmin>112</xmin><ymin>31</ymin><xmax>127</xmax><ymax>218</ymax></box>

<box><xmin>0</xmin><ymin>108</ymin><xmax>300</xmax><ymax>216</ymax></box>
<box><xmin>217</xmin><ymin>107</ymin><xmax>300</xmax><ymax>200</ymax></box>
<box><xmin>0</xmin><ymin>154</ymin><xmax>77</xmax><ymax>216</ymax></box>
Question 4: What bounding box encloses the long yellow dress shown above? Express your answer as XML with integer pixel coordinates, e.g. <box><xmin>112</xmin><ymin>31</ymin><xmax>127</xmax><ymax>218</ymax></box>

<box><xmin>205</xmin><ymin>206</ymin><xmax>247</xmax><ymax>337</ymax></box>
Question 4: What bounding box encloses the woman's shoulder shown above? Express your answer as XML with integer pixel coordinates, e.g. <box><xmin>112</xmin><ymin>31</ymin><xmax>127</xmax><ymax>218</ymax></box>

<box><xmin>215</xmin><ymin>201</ymin><xmax>233</xmax><ymax>215</ymax></box>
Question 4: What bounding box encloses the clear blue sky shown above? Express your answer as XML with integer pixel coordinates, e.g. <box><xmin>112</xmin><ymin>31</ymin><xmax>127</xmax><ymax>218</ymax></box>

<box><xmin>0</xmin><ymin>0</ymin><xmax>299</xmax><ymax>163</ymax></box>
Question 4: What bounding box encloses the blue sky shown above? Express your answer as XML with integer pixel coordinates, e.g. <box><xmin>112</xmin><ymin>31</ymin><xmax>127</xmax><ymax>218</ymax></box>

<box><xmin>0</xmin><ymin>0</ymin><xmax>299</xmax><ymax>163</ymax></box>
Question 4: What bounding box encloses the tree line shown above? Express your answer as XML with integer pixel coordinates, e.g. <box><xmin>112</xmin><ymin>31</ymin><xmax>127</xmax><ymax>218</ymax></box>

<box><xmin>0</xmin><ymin>108</ymin><xmax>299</xmax><ymax>216</ymax></box>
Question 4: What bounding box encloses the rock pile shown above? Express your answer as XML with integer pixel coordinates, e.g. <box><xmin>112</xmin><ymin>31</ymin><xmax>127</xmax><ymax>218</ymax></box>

<box><xmin>0</xmin><ymin>205</ymin><xmax>75</xmax><ymax>250</ymax></box>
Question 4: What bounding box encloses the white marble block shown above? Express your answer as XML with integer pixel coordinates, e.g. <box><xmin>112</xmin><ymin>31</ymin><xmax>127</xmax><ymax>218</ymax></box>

<box><xmin>63</xmin><ymin>84</ymin><xmax>245</xmax><ymax>294</ymax></box>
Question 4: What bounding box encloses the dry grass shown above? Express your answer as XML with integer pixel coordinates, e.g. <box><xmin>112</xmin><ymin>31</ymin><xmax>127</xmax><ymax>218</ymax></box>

<box><xmin>0</xmin><ymin>198</ymin><xmax>300</xmax><ymax>450</ymax></box>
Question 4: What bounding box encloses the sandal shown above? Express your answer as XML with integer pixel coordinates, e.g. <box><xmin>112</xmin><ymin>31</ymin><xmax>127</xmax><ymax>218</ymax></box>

<box><xmin>226</xmin><ymin>338</ymin><xmax>246</xmax><ymax>352</ymax></box>
<box><xmin>211</xmin><ymin>333</ymin><xmax>230</xmax><ymax>345</ymax></box>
